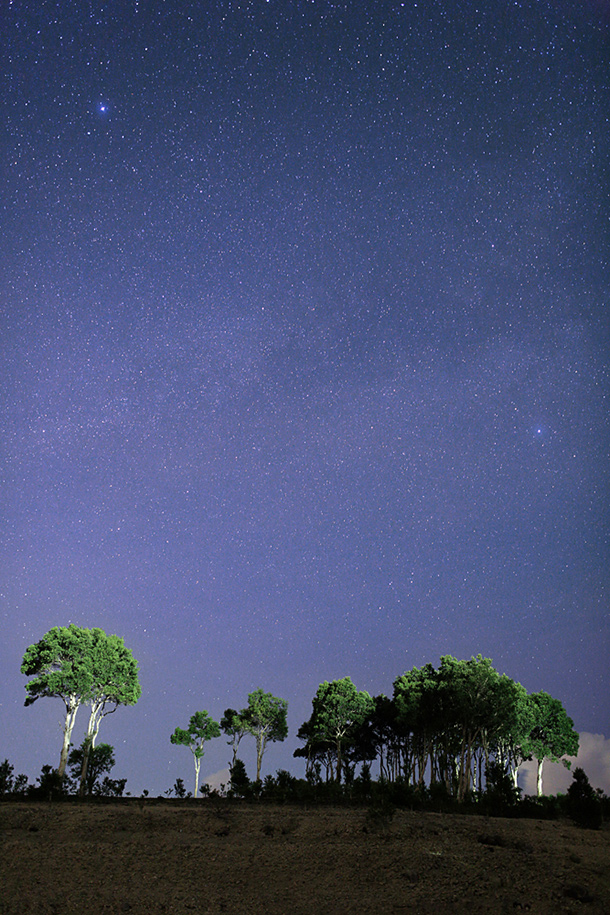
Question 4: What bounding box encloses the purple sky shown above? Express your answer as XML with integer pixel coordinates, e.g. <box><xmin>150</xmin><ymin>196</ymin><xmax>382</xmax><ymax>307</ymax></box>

<box><xmin>1</xmin><ymin>0</ymin><xmax>608</xmax><ymax>796</ymax></box>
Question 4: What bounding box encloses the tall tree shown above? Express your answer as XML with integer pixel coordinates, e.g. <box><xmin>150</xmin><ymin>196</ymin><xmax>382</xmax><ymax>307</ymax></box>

<box><xmin>21</xmin><ymin>625</ymin><xmax>101</xmax><ymax>779</ymax></box>
<box><xmin>522</xmin><ymin>691</ymin><xmax>579</xmax><ymax>796</ymax></box>
<box><xmin>170</xmin><ymin>711</ymin><xmax>221</xmax><ymax>797</ymax></box>
<box><xmin>393</xmin><ymin>663</ymin><xmax>441</xmax><ymax>789</ymax></box>
<box><xmin>436</xmin><ymin>655</ymin><xmax>511</xmax><ymax>800</ymax></box>
<box><xmin>305</xmin><ymin>677</ymin><xmax>374</xmax><ymax>783</ymax></box>
<box><xmin>243</xmin><ymin>689</ymin><xmax>288</xmax><ymax>782</ymax></box>
<box><xmin>76</xmin><ymin>629</ymin><xmax>141</xmax><ymax>796</ymax></box>
<box><xmin>220</xmin><ymin>708</ymin><xmax>249</xmax><ymax>767</ymax></box>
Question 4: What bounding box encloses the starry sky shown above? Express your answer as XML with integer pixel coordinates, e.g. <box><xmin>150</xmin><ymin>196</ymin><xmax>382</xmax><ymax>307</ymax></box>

<box><xmin>1</xmin><ymin>0</ymin><xmax>609</xmax><ymax>796</ymax></box>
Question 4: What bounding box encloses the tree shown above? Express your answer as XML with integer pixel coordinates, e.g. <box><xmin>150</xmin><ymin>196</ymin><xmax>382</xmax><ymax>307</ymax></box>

<box><xmin>220</xmin><ymin>708</ymin><xmax>249</xmax><ymax>767</ymax></box>
<box><xmin>304</xmin><ymin>678</ymin><xmax>374</xmax><ymax>783</ymax></box>
<box><xmin>393</xmin><ymin>663</ymin><xmax>441</xmax><ymax>789</ymax></box>
<box><xmin>435</xmin><ymin>655</ymin><xmax>522</xmax><ymax>800</ymax></box>
<box><xmin>242</xmin><ymin>689</ymin><xmax>288</xmax><ymax>782</ymax></box>
<box><xmin>21</xmin><ymin>625</ymin><xmax>100</xmax><ymax>779</ymax></box>
<box><xmin>170</xmin><ymin>711</ymin><xmax>221</xmax><ymax>797</ymax></box>
<box><xmin>75</xmin><ymin>629</ymin><xmax>141</xmax><ymax>797</ymax></box>
<box><xmin>21</xmin><ymin>625</ymin><xmax>141</xmax><ymax>789</ymax></box>
<box><xmin>521</xmin><ymin>691</ymin><xmax>579</xmax><ymax>796</ymax></box>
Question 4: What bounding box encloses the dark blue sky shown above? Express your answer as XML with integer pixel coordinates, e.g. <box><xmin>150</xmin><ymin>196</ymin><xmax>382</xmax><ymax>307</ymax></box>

<box><xmin>1</xmin><ymin>0</ymin><xmax>608</xmax><ymax>795</ymax></box>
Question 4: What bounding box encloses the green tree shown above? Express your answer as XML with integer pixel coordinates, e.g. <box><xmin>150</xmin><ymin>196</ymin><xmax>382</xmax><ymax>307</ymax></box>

<box><xmin>437</xmin><ymin>655</ymin><xmax>526</xmax><ymax>800</ymax></box>
<box><xmin>305</xmin><ymin>677</ymin><xmax>374</xmax><ymax>783</ymax></box>
<box><xmin>522</xmin><ymin>691</ymin><xmax>579</xmax><ymax>796</ymax></box>
<box><xmin>393</xmin><ymin>663</ymin><xmax>441</xmax><ymax>789</ymax></box>
<box><xmin>243</xmin><ymin>689</ymin><xmax>288</xmax><ymax>782</ymax></box>
<box><xmin>22</xmin><ymin>625</ymin><xmax>117</xmax><ymax>780</ymax></box>
<box><xmin>392</xmin><ymin>657</ymin><xmax>532</xmax><ymax>798</ymax></box>
<box><xmin>21</xmin><ymin>626</ymin><xmax>140</xmax><ymax>789</ymax></box>
<box><xmin>170</xmin><ymin>711</ymin><xmax>221</xmax><ymax>797</ymax></box>
<box><xmin>76</xmin><ymin>629</ymin><xmax>141</xmax><ymax>797</ymax></box>
<box><xmin>220</xmin><ymin>708</ymin><xmax>249</xmax><ymax>767</ymax></box>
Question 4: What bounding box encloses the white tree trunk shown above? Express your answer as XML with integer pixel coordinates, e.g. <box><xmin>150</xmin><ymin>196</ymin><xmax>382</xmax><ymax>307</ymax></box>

<box><xmin>194</xmin><ymin>756</ymin><xmax>201</xmax><ymax>798</ymax></box>
<box><xmin>536</xmin><ymin>757</ymin><xmax>544</xmax><ymax>797</ymax></box>
<box><xmin>79</xmin><ymin>699</ymin><xmax>115</xmax><ymax>796</ymax></box>
<box><xmin>58</xmin><ymin>697</ymin><xmax>80</xmax><ymax>778</ymax></box>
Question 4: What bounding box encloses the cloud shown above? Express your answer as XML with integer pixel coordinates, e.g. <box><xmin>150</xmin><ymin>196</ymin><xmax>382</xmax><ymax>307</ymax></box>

<box><xmin>518</xmin><ymin>732</ymin><xmax>610</xmax><ymax>796</ymax></box>
<box><xmin>203</xmin><ymin>768</ymin><xmax>230</xmax><ymax>793</ymax></box>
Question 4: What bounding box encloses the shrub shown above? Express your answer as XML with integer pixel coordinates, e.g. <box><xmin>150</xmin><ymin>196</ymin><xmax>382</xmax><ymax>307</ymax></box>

<box><xmin>567</xmin><ymin>768</ymin><xmax>602</xmax><ymax>830</ymax></box>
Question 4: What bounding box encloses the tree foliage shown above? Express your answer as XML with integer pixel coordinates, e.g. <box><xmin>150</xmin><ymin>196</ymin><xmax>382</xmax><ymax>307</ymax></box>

<box><xmin>567</xmin><ymin>767</ymin><xmax>602</xmax><ymax>829</ymax></box>
<box><xmin>0</xmin><ymin>759</ymin><xmax>28</xmax><ymax>797</ymax></box>
<box><xmin>19</xmin><ymin>634</ymin><xmax>581</xmax><ymax>804</ymax></box>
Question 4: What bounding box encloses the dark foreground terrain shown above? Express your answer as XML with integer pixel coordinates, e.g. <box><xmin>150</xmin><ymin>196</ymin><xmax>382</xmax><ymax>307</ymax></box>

<box><xmin>1</xmin><ymin>800</ymin><xmax>609</xmax><ymax>914</ymax></box>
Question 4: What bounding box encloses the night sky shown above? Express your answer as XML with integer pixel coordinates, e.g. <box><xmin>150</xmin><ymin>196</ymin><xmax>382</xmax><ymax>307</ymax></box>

<box><xmin>1</xmin><ymin>1</ymin><xmax>609</xmax><ymax>797</ymax></box>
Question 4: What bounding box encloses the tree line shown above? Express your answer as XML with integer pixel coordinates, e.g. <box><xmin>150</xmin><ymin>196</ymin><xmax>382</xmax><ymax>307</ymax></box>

<box><xmin>294</xmin><ymin>659</ymin><xmax>579</xmax><ymax>801</ymax></box>
<box><xmin>10</xmin><ymin>625</ymin><xmax>583</xmax><ymax>806</ymax></box>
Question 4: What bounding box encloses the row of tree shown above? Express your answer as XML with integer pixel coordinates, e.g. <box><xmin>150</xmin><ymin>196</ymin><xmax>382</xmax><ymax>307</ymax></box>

<box><xmin>19</xmin><ymin>627</ymin><xmax>579</xmax><ymax>801</ymax></box>
<box><xmin>170</xmin><ymin>689</ymin><xmax>288</xmax><ymax>797</ymax></box>
<box><xmin>294</xmin><ymin>658</ymin><xmax>579</xmax><ymax>800</ymax></box>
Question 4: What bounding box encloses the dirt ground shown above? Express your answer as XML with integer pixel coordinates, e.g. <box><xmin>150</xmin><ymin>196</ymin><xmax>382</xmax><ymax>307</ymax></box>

<box><xmin>1</xmin><ymin>800</ymin><xmax>609</xmax><ymax>914</ymax></box>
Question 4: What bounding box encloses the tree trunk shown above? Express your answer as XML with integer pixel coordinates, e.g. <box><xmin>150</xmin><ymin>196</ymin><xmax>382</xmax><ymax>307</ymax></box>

<box><xmin>256</xmin><ymin>732</ymin><xmax>266</xmax><ymax>782</ymax></box>
<box><xmin>58</xmin><ymin>697</ymin><xmax>80</xmax><ymax>779</ymax></box>
<box><xmin>79</xmin><ymin>700</ymin><xmax>112</xmax><ymax>797</ymax></box>
<box><xmin>536</xmin><ymin>757</ymin><xmax>544</xmax><ymax>797</ymax></box>
<box><xmin>79</xmin><ymin>737</ymin><xmax>93</xmax><ymax>796</ymax></box>
<box><xmin>194</xmin><ymin>756</ymin><xmax>201</xmax><ymax>797</ymax></box>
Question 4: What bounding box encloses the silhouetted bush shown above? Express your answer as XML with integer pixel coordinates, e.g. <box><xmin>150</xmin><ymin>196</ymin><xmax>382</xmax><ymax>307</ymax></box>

<box><xmin>481</xmin><ymin>761</ymin><xmax>521</xmax><ymax>816</ymax></box>
<box><xmin>228</xmin><ymin>759</ymin><xmax>251</xmax><ymax>799</ymax></box>
<box><xmin>27</xmin><ymin>765</ymin><xmax>66</xmax><ymax>800</ymax></box>
<box><xmin>567</xmin><ymin>767</ymin><xmax>602</xmax><ymax>829</ymax></box>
